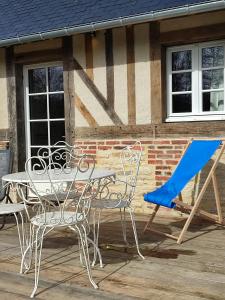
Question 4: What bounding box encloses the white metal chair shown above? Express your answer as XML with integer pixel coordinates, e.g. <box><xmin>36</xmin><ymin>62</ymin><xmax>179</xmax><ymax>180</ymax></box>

<box><xmin>0</xmin><ymin>149</ymin><xmax>26</xmax><ymax>262</ymax></box>
<box><xmin>18</xmin><ymin>146</ymin><xmax>100</xmax><ymax>298</ymax></box>
<box><xmin>90</xmin><ymin>141</ymin><xmax>144</xmax><ymax>265</ymax></box>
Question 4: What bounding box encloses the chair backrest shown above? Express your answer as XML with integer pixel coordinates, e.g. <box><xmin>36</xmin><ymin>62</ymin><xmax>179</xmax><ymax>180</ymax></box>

<box><xmin>159</xmin><ymin>140</ymin><xmax>221</xmax><ymax>198</ymax></box>
<box><xmin>20</xmin><ymin>146</ymin><xmax>95</xmax><ymax>226</ymax></box>
<box><xmin>119</xmin><ymin>141</ymin><xmax>142</xmax><ymax>202</ymax></box>
<box><xmin>0</xmin><ymin>149</ymin><xmax>12</xmax><ymax>201</ymax></box>
<box><xmin>94</xmin><ymin>142</ymin><xmax>142</xmax><ymax>208</ymax></box>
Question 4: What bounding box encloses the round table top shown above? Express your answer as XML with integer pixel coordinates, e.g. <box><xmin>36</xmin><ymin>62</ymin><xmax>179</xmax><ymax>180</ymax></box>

<box><xmin>2</xmin><ymin>168</ymin><xmax>115</xmax><ymax>183</ymax></box>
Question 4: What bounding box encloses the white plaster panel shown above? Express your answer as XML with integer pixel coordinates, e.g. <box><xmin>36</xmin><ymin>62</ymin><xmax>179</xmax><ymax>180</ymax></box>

<box><xmin>113</xmin><ymin>27</ymin><xmax>128</xmax><ymax>125</ymax></box>
<box><xmin>93</xmin><ymin>31</ymin><xmax>107</xmax><ymax>98</ymax></box>
<box><xmin>0</xmin><ymin>49</ymin><xmax>9</xmax><ymax>129</ymax></box>
<box><xmin>134</xmin><ymin>24</ymin><xmax>151</xmax><ymax>125</ymax></box>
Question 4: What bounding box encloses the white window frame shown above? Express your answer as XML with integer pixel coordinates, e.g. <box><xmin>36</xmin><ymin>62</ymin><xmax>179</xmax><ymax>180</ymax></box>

<box><xmin>23</xmin><ymin>62</ymin><xmax>65</xmax><ymax>160</ymax></box>
<box><xmin>166</xmin><ymin>41</ymin><xmax>225</xmax><ymax>122</ymax></box>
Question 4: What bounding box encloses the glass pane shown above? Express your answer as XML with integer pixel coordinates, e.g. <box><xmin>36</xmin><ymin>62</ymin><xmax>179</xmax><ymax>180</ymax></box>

<box><xmin>29</xmin><ymin>95</ymin><xmax>47</xmax><ymax>119</ymax></box>
<box><xmin>30</xmin><ymin>122</ymin><xmax>48</xmax><ymax>145</ymax></box>
<box><xmin>202</xmin><ymin>69</ymin><xmax>224</xmax><ymax>90</ymax></box>
<box><xmin>172</xmin><ymin>72</ymin><xmax>191</xmax><ymax>92</ymax></box>
<box><xmin>172</xmin><ymin>94</ymin><xmax>192</xmax><ymax>113</ymax></box>
<box><xmin>50</xmin><ymin>121</ymin><xmax>65</xmax><ymax>144</ymax></box>
<box><xmin>28</xmin><ymin>68</ymin><xmax>46</xmax><ymax>93</ymax></box>
<box><xmin>49</xmin><ymin>94</ymin><xmax>65</xmax><ymax>119</ymax></box>
<box><xmin>202</xmin><ymin>46</ymin><xmax>224</xmax><ymax>68</ymax></box>
<box><xmin>172</xmin><ymin>50</ymin><xmax>192</xmax><ymax>71</ymax></box>
<box><xmin>48</xmin><ymin>66</ymin><xmax>63</xmax><ymax>92</ymax></box>
<box><xmin>203</xmin><ymin>91</ymin><xmax>224</xmax><ymax>111</ymax></box>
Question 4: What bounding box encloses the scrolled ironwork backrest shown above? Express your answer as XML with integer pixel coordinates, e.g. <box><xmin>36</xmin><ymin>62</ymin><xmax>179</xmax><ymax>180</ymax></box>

<box><xmin>119</xmin><ymin>141</ymin><xmax>142</xmax><ymax>202</ymax></box>
<box><xmin>95</xmin><ymin>141</ymin><xmax>142</xmax><ymax>208</ymax></box>
<box><xmin>20</xmin><ymin>146</ymin><xmax>95</xmax><ymax>227</ymax></box>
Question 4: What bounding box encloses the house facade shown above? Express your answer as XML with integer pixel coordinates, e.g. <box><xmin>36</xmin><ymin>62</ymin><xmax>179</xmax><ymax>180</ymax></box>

<box><xmin>1</xmin><ymin>0</ymin><xmax>225</xmax><ymax>214</ymax></box>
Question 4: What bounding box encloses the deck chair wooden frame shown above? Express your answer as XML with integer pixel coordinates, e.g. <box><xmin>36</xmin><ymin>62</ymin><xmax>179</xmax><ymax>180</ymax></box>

<box><xmin>144</xmin><ymin>138</ymin><xmax>225</xmax><ymax>244</ymax></box>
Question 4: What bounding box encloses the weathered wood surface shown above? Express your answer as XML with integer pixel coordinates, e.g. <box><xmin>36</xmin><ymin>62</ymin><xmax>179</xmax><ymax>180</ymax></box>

<box><xmin>0</xmin><ymin>212</ymin><xmax>225</xmax><ymax>299</ymax></box>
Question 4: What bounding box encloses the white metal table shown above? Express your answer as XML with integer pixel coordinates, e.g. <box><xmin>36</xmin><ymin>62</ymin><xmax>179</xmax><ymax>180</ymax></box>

<box><xmin>2</xmin><ymin>168</ymin><xmax>115</xmax><ymax>184</ymax></box>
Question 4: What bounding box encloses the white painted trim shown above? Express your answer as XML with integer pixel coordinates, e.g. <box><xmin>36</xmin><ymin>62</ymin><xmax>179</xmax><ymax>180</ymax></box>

<box><xmin>166</xmin><ymin>40</ymin><xmax>225</xmax><ymax>122</ymax></box>
<box><xmin>23</xmin><ymin>62</ymin><xmax>65</xmax><ymax>161</ymax></box>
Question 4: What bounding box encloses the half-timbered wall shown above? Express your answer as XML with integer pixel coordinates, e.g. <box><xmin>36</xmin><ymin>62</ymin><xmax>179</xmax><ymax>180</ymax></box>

<box><xmin>73</xmin><ymin>24</ymin><xmax>151</xmax><ymax>128</ymax></box>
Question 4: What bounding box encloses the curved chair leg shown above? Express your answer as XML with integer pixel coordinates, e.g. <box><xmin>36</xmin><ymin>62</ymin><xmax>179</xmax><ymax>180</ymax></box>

<box><xmin>21</xmin><ymin>223</ymin><xmax>34</xmax><ymax>274</ymax></box>
<box><xmin>71</xmin><ymin>225</ymin><xmax>98</xmax><ymax>289</ymax></box>
<box><xmin>0</xmin><ymin>215</ymin><xmax>6</xmax><ymax>230</ymax></box>
<box><xmin>30</xmin><ymin>226</ymin><xmax>46</xmax><ymax>298</ymax></box>
<box><xmin>128</xmin><ymin>208</ymin><xmax>145</xmax><ymax>260</ymax></box>
<box><xmin>120</xmin><ymin>207</ymin><xmax>129</xmax><ymax>246</ymax></box>
<box><xmin>92</xmin><ymin>209</ymin><xmax>101</xmax><ymax>267</ymax></box>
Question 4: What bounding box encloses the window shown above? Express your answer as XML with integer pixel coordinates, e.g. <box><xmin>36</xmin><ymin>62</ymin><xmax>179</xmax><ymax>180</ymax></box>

<box><xmin>24</xmin><ymin>63</ymin><xmax>65</xmax><ymax>161</ymax></box>
<box><xmin>167</xmin><ymin>42</ymin><xmax>225</xmax><ymax>121</ymax></box>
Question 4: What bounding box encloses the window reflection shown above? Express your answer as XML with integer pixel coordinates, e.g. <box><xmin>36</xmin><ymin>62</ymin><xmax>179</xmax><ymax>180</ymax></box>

<box><xmin>28</xmin><ymin>68</ymin><xmax>46</xmax><ymax>93</ymax></box>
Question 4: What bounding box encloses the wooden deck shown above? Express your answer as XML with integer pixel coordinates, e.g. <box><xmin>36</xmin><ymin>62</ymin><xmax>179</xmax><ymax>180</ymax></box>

<box><xmin>0</xmin><ymin>212</ymin><xmax>225</xmax><ymax>299</ymax></box>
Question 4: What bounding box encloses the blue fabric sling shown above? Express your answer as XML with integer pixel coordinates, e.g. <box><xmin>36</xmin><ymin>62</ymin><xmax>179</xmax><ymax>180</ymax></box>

<box><xmin>144</xmin><ymin>140</ymin><xmax>221</xmax><ymax>208</ymax></box>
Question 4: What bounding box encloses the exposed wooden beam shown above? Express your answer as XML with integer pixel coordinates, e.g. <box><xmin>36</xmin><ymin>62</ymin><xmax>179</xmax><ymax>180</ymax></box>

<box><xmin>73</xmin><ymin>58</ymin><xmax>123</xmax><ymax>125</ymax></box>
<box><xmin>150</xmin><ymin>22</ymin><xmax>163</xmax><ymax>124</ymax></box>
<box><xmin>74</xmin><ymin>120</ymin><xmax>225</xmax><ymax>139</ymax></box>
<box><xmin>75</xmin><ymin>94</ymin><xmax>98</xmax><ymax>127</ymax></box>
<box><xmin>85</xmin><ymin>33</ymin><xmax>94</xmax><ymax>81</ymax></box>
<box><xmin>6</xmin><ymin>47</ymin><xmax>18</xmax><ymax>172</ymax></box>
<box><xmin>63</xmin><ymin>36</ymin><xmax>75</xmax><ymax>144</ymax></box>
<box><xmin>16</xmin><ymin>63</ymin><xmax>26</xmax><ymax>171</ymax></box>
<box><xmin>126</xmin><ymin>26</ymin><xmax>136</xmax><ymax>125</ymax></box>
<box><xmin>105</xmin><ymin>29</ymin><xmax>115</xmax><ymax>109</ymax></box>
<box><xmin>15</xmin><ymin>48</ymin><xmax>63</xmax><ymax>64</ymax></box>
<box><xmin>161</xmin><ymin>22</ymin><xmax>225</xmax><ymax>46</ymax></box>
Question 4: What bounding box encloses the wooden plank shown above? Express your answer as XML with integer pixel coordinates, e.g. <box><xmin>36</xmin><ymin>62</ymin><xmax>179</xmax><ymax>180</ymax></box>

<box><xmin>126</xmin><ymin>26</ymin><xmax>136</xmax><ymax>125</ymax></box>
<box><xmin>15</xmin><ymin>48</ymin><xmax>63</xmax><ymax>64</ymax></box>
<box><xmin>6</xmin><ymin>47</ymin><xmax>18</xmax><ymax>172</ymax></box>
<box><xmin>15</xmin><ymin>64</ymin><xmax>26</xmax><ymax>172</ymax></box>
<box><xmin>74</xmin><ymin>120</ymin><xmax>225</xmax><ymax>139</ymax></box>
<box><xmin>75</xmin><ymin>94</ymin><xmax>98</xmax><ymax>127</ymax></box>
<box><xmin>73</xmin><ymin>58</ymin><xmax>123</xmax><ymax>125</ymax></box>
<box><xmin>63</xmin><ymin>36</ymin><xmax>75</xmax><ymax>145</ymax></box>
<box><xmin>85</xmin><ymin>33</ymin><xmax>94</xmax><ymax>81</ymax></box>
<box><xmin>161</xmin><ymin>22</ymin><xmax>225</xmax><ymax>46</ymax></box>
<box><xmin>105</xmin><ymin>29</ymin><xmax>115</xmax><ymax>109</ymax></box>
<box><xmin>149</xmin><ymin>22</ymin><xmax>162</xmax><ymax>124</ymax></box>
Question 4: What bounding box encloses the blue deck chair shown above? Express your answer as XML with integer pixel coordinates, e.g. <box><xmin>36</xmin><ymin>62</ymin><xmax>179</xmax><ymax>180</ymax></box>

<box><xmin>143</xmin><ymin>139</ymin><xmax>225</xmax><ymax>244</ymax></box>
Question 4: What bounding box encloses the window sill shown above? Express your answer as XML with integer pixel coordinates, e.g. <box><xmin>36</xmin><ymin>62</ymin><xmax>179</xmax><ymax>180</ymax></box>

<box><xmin>166</xmin><ymin>115</ymin><xmax>225</xmax><ymax>122</ymax></box>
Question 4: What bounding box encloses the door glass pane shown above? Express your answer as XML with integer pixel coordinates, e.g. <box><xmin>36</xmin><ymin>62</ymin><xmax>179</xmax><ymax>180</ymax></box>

<box><xmin>202</xmin><ymin>46</ymin><xmax>224</xmax><ymax>68</ymax></box>
<box><xmin>48</xmin><ymin>66</ymin><xmax>63</xmax><ymax>92</ymax></box>
<box><xmin>172</xmin><ymin>94</ymin><xmax>192</xmax><ymax>113</ymax></box>
<box><xmin>172</xmin><ymin>50</ymin><xmax>192</xmax><ymax>71</ymax></box>
<box><xmin>49</xmin><ymin>94</ymin><xmax>64</xmax><ymax>119</ymax></box>
<box><xmin>172</xmin><ymin>72</ymin><xmax>191</xmax><ymax>92</ymax></box>
<box><xmin>203</xmin><ymin>91</ymin><xmax>224</xmax><ymax>111</ymax></box>
<box><xmin>50</xmin><ymin>121</ymin><xmax>65</xmax><ymax>144</ymax></box>
<box><xmin>28</xmin><ymin>68</ymin><xmax>46</xmax><ymax>93</ymax></box>
<box><xmin>202</xmin><ymin>69</ymin><xmax>224</xmax><ymax>90</ymax></box>
<box><xmin>29</xmin><ymin>95</ymin><xmax>47</xmax><ymax>119</ymax></box>
<box><xmin>30</xmin><ymin>122</ymin><xmax>48</xmax><ymax>145</ymax></box>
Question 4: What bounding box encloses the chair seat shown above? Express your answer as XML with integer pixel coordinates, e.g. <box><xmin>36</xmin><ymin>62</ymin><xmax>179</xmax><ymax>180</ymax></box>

<box><xmin>90</xmin><ymin>199</ymin><xmax>129</xmax><ymax>209</ymax></box>
<box><xmin>0</xmin><ymin>203</ymin><xmax>25</xmax><ymax>215</ymax></box>
<box><xmin>43</xmin><ymin>191</ymin><xmax>80</xmax><ymax>203</ymax></box>
<box><xmin>31</xmin><ymin>211</ymin><xmax>84</xmax><ymax>227</ymax></box>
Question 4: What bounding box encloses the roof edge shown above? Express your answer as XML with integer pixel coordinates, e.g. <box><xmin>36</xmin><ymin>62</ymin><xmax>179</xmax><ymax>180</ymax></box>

<box><xmin>1</xmin><ymin>0</ymin><xmax>225</xmax><ymax>47</ymax></box>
